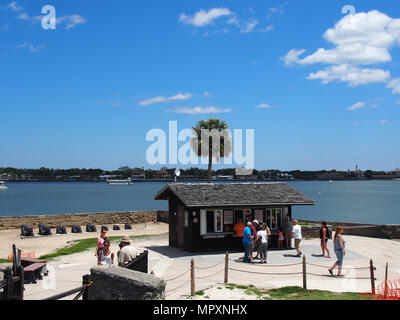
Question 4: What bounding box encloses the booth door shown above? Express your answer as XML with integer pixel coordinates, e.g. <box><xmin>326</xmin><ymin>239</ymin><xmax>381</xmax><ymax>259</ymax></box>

<box><xmin>177</xmin><ymin>206</ymin><xmax>185</xmax><ymax>249</ymax></box>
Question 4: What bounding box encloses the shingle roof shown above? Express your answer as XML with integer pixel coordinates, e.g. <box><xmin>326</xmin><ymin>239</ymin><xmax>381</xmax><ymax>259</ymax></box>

<box><xmin>154</xmin><ymin>183</ymin><xmax>315</xmax><ymax>207</ymax></box>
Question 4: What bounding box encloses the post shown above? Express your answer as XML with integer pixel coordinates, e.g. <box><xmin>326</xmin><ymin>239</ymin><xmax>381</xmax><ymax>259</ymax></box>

<box><xmin>82</xmin><ymin>274</ymin><xmax>91</xmax><ymax>301</ymax></box>
<box><xmin>12</xmin><ymin>244</ymin><xmax>17</xmax><ymax>276</ymax></box>
<box><xmin>3</xmin><ymin>268</ymin><xmax>13</xmax><ymax>300</ymax></box>
<box><xmin>384</xmin><ymin>262</ymin><xmax>389</xmax><ymax>299</ymax></box>
<box><xmin>17</xmin><ymin>249</ymin><xmax>21</xmax><ymax>268</ymax></box>
<box><xmin>190</xmin><ymin>259</ymin><xmax>195</xmax><ymax>296</ymax></box>
<box><xmin>302</xmin><ymin>254</ymin><xmax>307</xmax><ymax>290</ymax></box>
<box><xmin>224</xmin><ymin>252</ymin><xmax>229</xmax><ymax>284</ymax></box>
<box><xmin>16</xmin><ymin>266</ymin><xmax>24</xmax><ymax>300</ymax></box>
<box><xmin>369</xmin><ymin>259</ymin><xmax>376</xmax><ymax>295</ymax></box>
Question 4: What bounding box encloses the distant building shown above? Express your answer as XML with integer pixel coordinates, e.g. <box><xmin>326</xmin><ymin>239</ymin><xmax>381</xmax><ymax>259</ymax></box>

<box><xmin>154</xmin><ymin>170</ymin><xmax>171</xmax><ymax>180</ymax></box>
<box><xmin>131</xmin><ymin>171</ymin><xmax>146</xmax><ymax>180</ymax></box>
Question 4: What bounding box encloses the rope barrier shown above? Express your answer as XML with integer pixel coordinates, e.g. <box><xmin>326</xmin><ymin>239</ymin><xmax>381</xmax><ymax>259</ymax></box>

<box><xmin>307</xmin><ymin>262</ymin><xmax>370</xmax><ymax>270</ymax></box>
<box><xmin>195</xmin><ymin>260</ymin><xmax>225</xmax><ymax>270</ymax></box>
<box><xmin>229</xmin><ymin>258</ymin><xmax>302</xmax><ymax>267</ymax></box>
<box><xmin>164</xmin><ymin>270</ymin><xmax>190</xmax><ymax>282</ymax></box>
<box><xmin>165</xmin><ymin>280</ymin><xmax>191</xmax><ymax>296</ymax></box>
<box><xmin>228</xmin><ymin>267</ymin><xmax>302</xmax><ymax>276</ymax></box>
<box><xmin>195</xmin><ymin>268</ymin><xmax>225</xmax><ymax>280</ymax></box>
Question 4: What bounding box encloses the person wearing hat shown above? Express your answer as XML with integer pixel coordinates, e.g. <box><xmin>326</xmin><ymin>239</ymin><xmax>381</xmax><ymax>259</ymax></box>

<box><xmin>117</xmin><ymin>236</ymin><xmax>137</xmax><ymax>267</ymax></box>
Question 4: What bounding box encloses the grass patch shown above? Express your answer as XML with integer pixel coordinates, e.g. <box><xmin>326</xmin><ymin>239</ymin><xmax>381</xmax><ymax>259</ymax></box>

<box><xmin>223</xmin><ymin>284</ymin><xmax>370</xmax><ymax>300</ymax></box>
<box><xmin>195</xmin><ymin>290</ymin><xmax>205</xmax><ymax>296</ymax></box>
<box><xmin>266</xmin><ymin>286</ymin><xmax>372</xmax><ymax>300</ymax></box>
<box><xmin>39</xmin><ymin>235</ymin><xmax>148</xmax><ymax>261</ymax></box>
<box><xmin>0</xmin><ymin>259</ymin><xmax>10</xmax><ymax>263</ymax></box>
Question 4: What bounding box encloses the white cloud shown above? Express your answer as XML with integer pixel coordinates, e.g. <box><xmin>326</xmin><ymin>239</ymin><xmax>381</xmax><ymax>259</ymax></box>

<box><xmin>380</xmin><ymin>120</ymin><xmax>389</xmax><ymax>125</ymax></box>
<box><xmin>17</xmin><ymin>12</ymin><xmax>42</xmax><ymax>22</ymax></box>
<box><xmin>170</xmin><ymin>106</ymin><xmax>232</xmax><ymax>114</ymax></box>
<box><xmin>240</xmin><ymin>19</ymin><xmax>258</xmax><ymax>33</ymax></box>
<box><xmin>282</xmin><ymin>49</ymin><xmax>306</xmax><ymax>66</ymax></box>
<box><xmin>179</xmin><ymin>8</ymin><xmax>232</xmax><ymax>27</ymax></box>
<box><xmin>259</xmin><ymin>25</ymin><xmax>274</xmax><ymax>33</ymax></box>
<box><xmin>203</xmin><ymin>92</ymin><xmax>211</xmax><ymax>97</ymax></box>
<box><xmin>346</xmin><ymin>102</ymin><xmax>366</xmax><ymax>111</ymax></box>
<box><xmin>387</xmin><ymin>78</ymin><xmax>400</xmax><ymax>94</ymax></box>
<box><xmin>58</xmin><ymin>14</ymin><xmax>86</xmax><ymax>30</ymax></box>
<box><xmin>282</xmin><ymin>10</ymin><xmax>400</xmax><ymax>91</ymax></box>
<box><xmin>139</xmin><ymin>92</ymin><xmax>193</xmax><ymax>106</ymax></box>
<box><xmin>307</xmin><ymin>64</ymin><xmax>390</xmax><ymax>87</ymax></box>
<box><xmin>17</xmin><ymin>12</ymin><xmax>86</xmax><ymax>30</ymax></box>
<box><xmin>255</xmin><ymin>103</ymin><xmax>277</xmax><ymax>109</ymax></box>
<box><xmin>6</xmin><ymin>1</ymin><xmax>22</xmax><ymax>12</ymax></box>
<box><xmin>285</xmin><ymin>11</ymin><xmax>400</xmax><ymax>66</ymax></box>
<box><xmin>4</xmin><ymin>1</ymin><xmax>23</xmax><ymax>12</ymax></box>
<box><xmin>346</xmin><ymin>98</ymin><xmax>384</xmax><ymax>111</ymax></box>
<box><xmin>17</xmin><ymin>42</ymin><xmax>45</xmax><ymax>52</ymax></box>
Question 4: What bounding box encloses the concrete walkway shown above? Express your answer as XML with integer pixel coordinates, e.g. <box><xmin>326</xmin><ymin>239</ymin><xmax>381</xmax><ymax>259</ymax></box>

<box><xmin>18</xmin><ymin>232</ymin><xmax>400</xmax><ymax>300</ymax></box>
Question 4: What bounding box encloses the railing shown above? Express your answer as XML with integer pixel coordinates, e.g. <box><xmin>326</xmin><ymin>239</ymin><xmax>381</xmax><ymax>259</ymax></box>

<box><xmin>163</xmin><ymin>252</ymin><xmax>378</xmax><ymax>299</ymax></box>
<box><xmin>42</xmin><ymin>275</ymin><xmax>92</xmax><ymax>300</ymax></box>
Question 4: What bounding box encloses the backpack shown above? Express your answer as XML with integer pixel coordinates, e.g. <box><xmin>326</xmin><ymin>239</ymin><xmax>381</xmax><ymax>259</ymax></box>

<box><xmin>113</xmin><ymin>225</ymin><xmax>121</xmax><ymax>231</ymax></box>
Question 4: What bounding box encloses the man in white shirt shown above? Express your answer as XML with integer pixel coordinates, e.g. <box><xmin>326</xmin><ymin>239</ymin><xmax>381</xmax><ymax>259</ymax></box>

<box><xmin>117</xmin><ymin>236</ymin><xmax>137</xmax><ymax>267</ymax></box>
<box><xmin>292</xmin><ymin>220</ymin><xmax>302</xmax><ymax>257</ymax></box>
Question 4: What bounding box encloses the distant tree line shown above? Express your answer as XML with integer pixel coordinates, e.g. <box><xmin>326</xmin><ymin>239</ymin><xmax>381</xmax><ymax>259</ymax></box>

<box><xmin>0</xmin><ymin>166</ymin><xmax>399</xmax><ymax>181</ymax></box>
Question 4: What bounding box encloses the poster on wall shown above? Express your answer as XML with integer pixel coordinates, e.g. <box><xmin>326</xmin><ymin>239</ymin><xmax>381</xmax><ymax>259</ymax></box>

<box><xmin>224</xmin><ymin>210</ymin><xmax>234</xmax><ymax>225</ymax></box>
<box><xmin>254</xmin><ymin>209</ymin><xmax>264</xmax><ymax>223</ymax></box>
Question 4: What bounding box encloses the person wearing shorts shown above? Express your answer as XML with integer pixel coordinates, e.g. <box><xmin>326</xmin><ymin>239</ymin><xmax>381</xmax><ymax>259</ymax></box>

<box><xmin>292</xmin><ymin>220</ymin><xmax>302</xmax><ymax>257</ymax></box>
<box><xmin>329</xmin><ymin>226</ymin><xmax>346</xmax><ymax>277</ymax></box>
<box><xmin>319</xmin><ymin>222</ymin><xmax>331</xmax><ymax>258</ymax></box>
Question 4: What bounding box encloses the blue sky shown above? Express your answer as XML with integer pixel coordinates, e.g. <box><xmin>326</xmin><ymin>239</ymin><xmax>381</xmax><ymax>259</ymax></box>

<box><xmin>0</xmin><ymin>0</ymin><xmax>399</xmax><ymax>171</ymax></box>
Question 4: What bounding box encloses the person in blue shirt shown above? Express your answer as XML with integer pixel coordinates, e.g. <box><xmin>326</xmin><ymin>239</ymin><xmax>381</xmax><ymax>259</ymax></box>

<box><xmin>242</xmin><ymin>222</ymin><xmax>254</xmax><ymax>263</ymax></box>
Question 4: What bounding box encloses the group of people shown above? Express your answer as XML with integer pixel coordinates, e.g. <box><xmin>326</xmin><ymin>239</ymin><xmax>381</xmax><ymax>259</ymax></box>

<box><xmin>95</xmin><ymin>230</ymin><xmax>137</xmax><ymax>267</ymax></box>
<box><xmin>234</xmin><ymin>215</ymin><xmax>347</xmax><ymax>277</ymax></box>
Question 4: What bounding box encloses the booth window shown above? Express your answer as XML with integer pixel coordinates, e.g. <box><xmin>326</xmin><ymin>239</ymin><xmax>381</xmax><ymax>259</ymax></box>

<box><xmin>201</xmin><ymin>209</ymin><xmax>224</xmax><ymax>234</ymax></box>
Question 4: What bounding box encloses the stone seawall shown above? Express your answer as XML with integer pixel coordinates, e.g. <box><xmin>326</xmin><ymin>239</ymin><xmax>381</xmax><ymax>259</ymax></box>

<box><xmin>299</xmin><ymin>219</ymin><xmax>400</xmax><ymax>240</ymax></box>
<box><xmin>0</xmin><ymin>211</ymin><xmax>169</xmax><ymax>230</ymax></box>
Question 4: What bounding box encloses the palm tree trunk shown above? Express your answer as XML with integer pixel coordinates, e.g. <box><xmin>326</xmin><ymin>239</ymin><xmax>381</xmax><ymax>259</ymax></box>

<box><xmin>207</xmin><ymin>148</ymin><xmax>212</xmax><ymax>183</ymax></box>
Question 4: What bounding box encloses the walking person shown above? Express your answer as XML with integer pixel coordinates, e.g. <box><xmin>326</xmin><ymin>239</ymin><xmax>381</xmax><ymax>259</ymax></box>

<box><xmin>292</xmin><ymin>220</ymin><xmax>302</xmax><ymax>257</ymax></box>
<box><xmin>250</xmin><ymin>220</ymin><xmax>259</xmax><ymax>261</ymax></box>
<box><xmin>329</xmin><ymin>226</ymin><xmax>346</xmax><ymax>277</ymax></box>
<box><xmin>97</xmin><ymin>238</ymin><xmax>114</xmax><ymax>266</ymax></box>
<box><xmin>319</xmin><ymin>222</ymin><xmax>331</xmax><ymax>258</ymax></box>
<box><xmin>257</xmin><ymin>223</ymin><xmax>271</xmax><ymax>264</ymax></box>
<box><xmin>95</xmin><ymin>229</ymin><xmax>107</xmax><ymax>257</ymax></box>
<box><xmin>242</xmin><ymin>222</ymin><xmax>253</xmax><ymax>263</ymax></box>
<box><xmin>283</xmin><ymin>214</ymin><xmax>292</xmax><ymax>249</ymax></box>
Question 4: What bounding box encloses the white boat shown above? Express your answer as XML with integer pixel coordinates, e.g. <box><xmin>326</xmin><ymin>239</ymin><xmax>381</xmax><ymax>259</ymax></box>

<box><xmin>329</xmin><ymin>180</ymin><xmax>334</xmax><ymax>183</ymax></box>
<box><xmin>0</xmin><ymin>181</ymin><xmax>7</xmax><ymax>190</ymax></box>
<box><xmin>106</xmin><ymin>178</ymin><xmax>132</xmax><ymax>185</ymax></box>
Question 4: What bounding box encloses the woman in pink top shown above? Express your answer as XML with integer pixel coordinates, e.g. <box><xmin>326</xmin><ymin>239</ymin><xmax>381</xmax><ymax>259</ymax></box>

<box><xmin>95</xmin><ymin>229</ymin><xmax>107</xmax><ymax>257</ymax></box>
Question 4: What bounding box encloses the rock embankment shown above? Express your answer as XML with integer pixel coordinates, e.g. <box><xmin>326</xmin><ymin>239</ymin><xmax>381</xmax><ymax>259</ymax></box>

<box><xmin>0</xmin><ymin>211</ymin><xmax>168</xmax><ymax>230</ymax></box>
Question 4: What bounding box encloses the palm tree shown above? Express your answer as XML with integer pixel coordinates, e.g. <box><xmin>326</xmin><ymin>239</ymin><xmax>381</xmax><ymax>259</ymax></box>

<box><xmin>190</xmin><ymin>118</ymin><xmax>232</xmax><ymax>183</ymax></box>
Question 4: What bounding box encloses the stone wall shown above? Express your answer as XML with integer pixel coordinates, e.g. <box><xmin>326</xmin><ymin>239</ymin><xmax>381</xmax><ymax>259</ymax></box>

<box><xmin>299</xmin><ymin>220</ymin><xmax>400</xmax><ymax>240</ymax></box>
<box><xmin>0</xmin><ymin>211</ymin><xmax>169</xmax><ymax>230</ymax></box>
<box><xmin>88</xmin><ymin>266</ymin><xmax>166</xmax><ymax>300</ymax></box>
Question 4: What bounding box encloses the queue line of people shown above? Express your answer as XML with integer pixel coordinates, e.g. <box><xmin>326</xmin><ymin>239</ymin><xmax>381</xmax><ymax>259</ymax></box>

<box><xmin>235</xmin><ymin>215</ymin><xmax>347</xmax><ymax>277</ymax></box>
